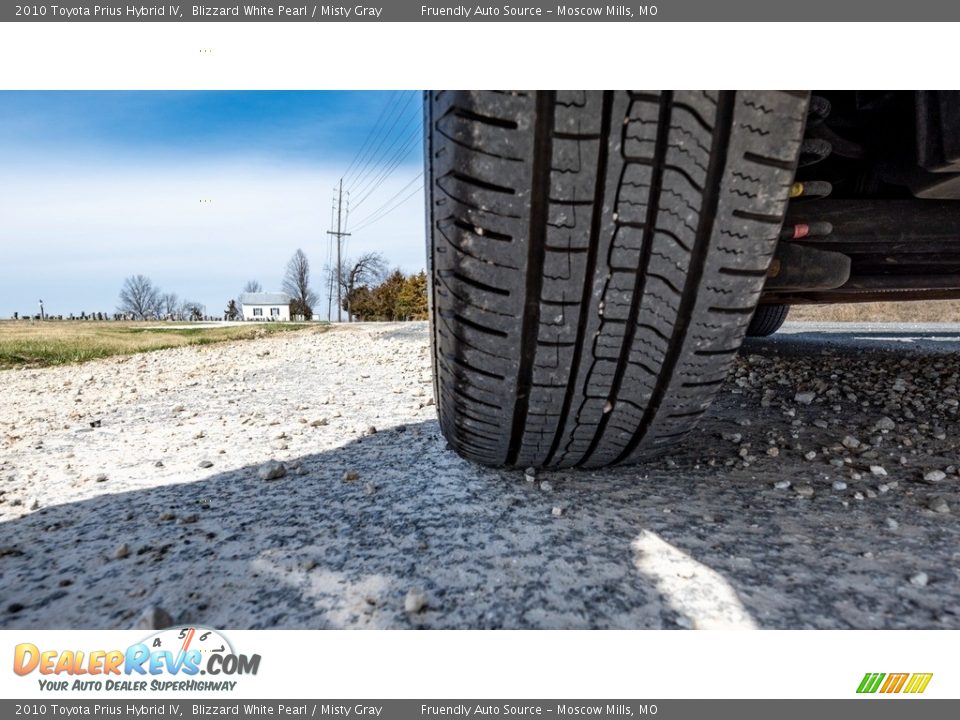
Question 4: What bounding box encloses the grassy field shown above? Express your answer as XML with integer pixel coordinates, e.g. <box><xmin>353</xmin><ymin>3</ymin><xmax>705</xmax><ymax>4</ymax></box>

<box><xmin>0</xmin><ymin>321</ymin><xmax>327</xmax><ymax>369</ymax></box>
<box><xmin>788</xmin><ymin>299</ymin><xmax>960</xmax><ymax>323</ymax></box>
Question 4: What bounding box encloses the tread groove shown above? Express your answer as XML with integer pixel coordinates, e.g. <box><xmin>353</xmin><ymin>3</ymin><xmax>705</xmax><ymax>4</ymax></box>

<box><xmin>577</xmin><ymin>91</ymin><xmax>674</xmax><ymax>467</ymax></box>
<box><xmin>505</xmin><ymin>91</ymin><xmax>555</xmax><ymax>466</ymax></box>
<box><xmin>543</xmin><ymin>91</ymin><xmax>614</xmax><ymax>466</ymax></box>
<box><xmin>438</xmin><ymin>269</ymin><xmax>512</xmax><ymax>297</ymax></box>
<box><xmin>614</xmin><ymin>91</ymin><xmax>737</xmax><ymax>465</ymax></box>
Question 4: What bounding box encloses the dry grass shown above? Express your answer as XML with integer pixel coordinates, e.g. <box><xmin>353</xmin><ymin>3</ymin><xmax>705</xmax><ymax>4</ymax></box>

<box><xmin>788</xmin><ymin>300</ymin><xmax>960</xmax><ymax>324</ymax></box>
<box><xmin>0</xmin><ymin>321</ymin><xmax>327</xmax><ymax>369</ymax></box>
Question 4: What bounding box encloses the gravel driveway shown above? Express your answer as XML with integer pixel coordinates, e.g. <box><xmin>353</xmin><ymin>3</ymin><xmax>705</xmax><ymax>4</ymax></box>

<box><xmin>1</xmin><ymin>322</ymin><xmax>957</xmax><ymax>629</ymax></box>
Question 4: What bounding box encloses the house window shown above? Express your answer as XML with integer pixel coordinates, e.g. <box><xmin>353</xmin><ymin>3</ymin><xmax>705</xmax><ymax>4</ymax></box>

<box><xmin>253</xmin><ymin>308</ymin><xmax>263</xmax><ymax>317</ymax></box>
<box><xmin>270</xmin><ymin>307</ymin><xmax>280</xmax><ymax>317</ymax></box>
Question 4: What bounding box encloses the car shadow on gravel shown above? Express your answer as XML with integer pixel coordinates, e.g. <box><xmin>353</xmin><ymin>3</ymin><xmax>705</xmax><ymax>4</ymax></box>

<box><xmin>2</xmin><ymin>401</ymin><xmax>957</xmax><ymax>630</ymax></box>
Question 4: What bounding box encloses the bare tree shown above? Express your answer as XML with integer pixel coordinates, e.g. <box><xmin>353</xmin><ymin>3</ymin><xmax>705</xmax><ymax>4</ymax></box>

<box><xmin>160</xmin><ymin>292</ymin><xmax>180</xmax><ymax>320</ymax></box>
<box><xmin>182</xmin><ymin>301</ymin><xmax>205</xmax><ymax>322</ymax></box>
<box><xmin>282</xmin><ymin>248</ymin><xmax>318</xmax><ymax>320</ymax></box>
<box><xmin>118</xmin><ymin>274</ymin><xmax>162</xmax><ymax>320</ymax></box>
<box><xmin>233</xmin><ymin>281</ymin><xmax>263</xmax><ymax>320</ymax></box>
<box><xmin>340</xmin><ymin>252</ymin><xmax>388</xmax><ymax>322</ymax></box>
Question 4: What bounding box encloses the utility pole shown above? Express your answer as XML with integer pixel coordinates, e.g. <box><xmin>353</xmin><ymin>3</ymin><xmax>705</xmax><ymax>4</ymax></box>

<box><xmin>326</xmin><ymin>192</ymin><xmax>336</xmax><ymax>321</ymax></box>
<box><xmin>326</xmin><ymin>178</ymin><xmax>351</xmax><ymax>322</ymax></box>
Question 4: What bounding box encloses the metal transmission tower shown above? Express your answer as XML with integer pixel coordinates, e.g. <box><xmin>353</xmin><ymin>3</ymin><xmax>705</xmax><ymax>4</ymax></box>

<box><xmin>326</xmin><ymin>178</ymin><xmax>351</xmax><ymax>322</ymax></box>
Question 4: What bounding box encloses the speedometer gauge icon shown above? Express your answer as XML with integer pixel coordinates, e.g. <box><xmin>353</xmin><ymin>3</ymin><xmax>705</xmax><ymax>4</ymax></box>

<box><xmin>142</xmin><ymin>626</ymin><xmax>234</xmax><ymax>657</ymax></box>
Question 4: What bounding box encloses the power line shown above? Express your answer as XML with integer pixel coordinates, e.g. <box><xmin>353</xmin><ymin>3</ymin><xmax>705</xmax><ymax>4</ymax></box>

<box><xmin>347</xmin><ymin>105</ymin><xmax>420</xmax><ymax>196</ymax></box>
<box><xmin>340</xmin><ymin>90</ymin><xmax>400</xmax><ymax>185</ymax></box>
<box><xmin>344</xmin><ymin>92</ymin><xmax>417</xmax><ymax>194</ymax></box>
<box><xmin>342</xmin><ymin>91</ymin><xmax>409</xmax><ymax>188</ymax></box>
<box><xmin>328</xmin><ymin>90</ymin><xmax>422</xmax><ymax>304</ymax></box>
<box><xmin>326</xmin><ymin>179</ymin><xmax>351</xmax><ymax>322</ymax></box>
<box><xmin>350</xmin><ymin>172</ymin><xmax>423</xmax><ymax>228</ymax></box>
<box><xmin>350</xmin><ymin>181</ymin><xmax>424</xmax><ymax>233</ymax></box>
<box><xmin>350</xmin><ymin>125</ymin><xmax>422</xmax><ymax>211</ymax></box>
<box><xmin>342</xmin><ymin>195</ymin><xmax>351</xmax><ymax>260</ymax></box>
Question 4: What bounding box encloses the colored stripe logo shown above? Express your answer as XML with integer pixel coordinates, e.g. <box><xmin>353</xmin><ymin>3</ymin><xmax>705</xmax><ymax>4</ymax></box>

<box><xmin>857</xmin><ymin>672</ymin><xmax>933</xmax><ymax>694</ymax></box>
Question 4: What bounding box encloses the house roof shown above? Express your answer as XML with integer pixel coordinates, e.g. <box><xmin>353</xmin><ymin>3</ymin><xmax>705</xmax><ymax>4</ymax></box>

<box><xmin>238</xmin><ymin>292</ymin><xmax>290</xmax><ymax>306</ymax></box>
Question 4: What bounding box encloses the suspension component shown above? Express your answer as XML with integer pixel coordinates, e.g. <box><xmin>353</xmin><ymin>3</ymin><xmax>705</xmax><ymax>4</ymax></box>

<box><xmin>779</xmin><ymin>95</ymin><xmax>836</xmax><ymax>249</ymax></box>
<box><xmin>789</xmin><ymin>180</ymin><xmax>833</xmax><ymax>200</ymax></box>
<box><xmin>799</xmin><ymin>138</ymin><xmax>833</xmax><ymax>167</ymax></box>
<box><xmin>780</xmin><ymin>221</ymin><xmax>833</xmax><ymax>240</ymax></box>
<box><xmin>765</xmin><ymin>243</ymin><xmax>851</xmax><ymax>292</ymax></box>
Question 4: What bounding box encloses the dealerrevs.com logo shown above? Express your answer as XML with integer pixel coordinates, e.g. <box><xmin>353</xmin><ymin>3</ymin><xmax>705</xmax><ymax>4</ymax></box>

<box><xmin>857</xmin><ymin>672</ymin><xmax>933</xmax><ymax>694</ymax></box>
<box><xmin>13</xmin><ymin>627</ymin><xmax>260</xmax><ymax>692</ymax></box>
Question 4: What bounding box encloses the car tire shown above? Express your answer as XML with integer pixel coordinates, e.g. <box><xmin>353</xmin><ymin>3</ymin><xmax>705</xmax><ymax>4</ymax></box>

<box><xmin>425</xmin><ymin>90</ymin><xmax>808</xmax><ymax>468</ymax></box>
<box><xmin>746</xmin><ymin>304</ymin><xmax>790</xmax><ymax>337</ymax></box>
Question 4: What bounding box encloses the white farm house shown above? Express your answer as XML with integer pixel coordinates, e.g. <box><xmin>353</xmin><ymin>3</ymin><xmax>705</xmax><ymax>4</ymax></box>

<box><xmin>238</xmin><ymin>292</ymin><xmax>291</xmax><ymax>321</ymax></box>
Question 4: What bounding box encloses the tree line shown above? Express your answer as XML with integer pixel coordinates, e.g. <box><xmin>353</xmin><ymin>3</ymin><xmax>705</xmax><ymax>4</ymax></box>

<box><xmin>345</xmin><ymin>269</ymin><xmax>428</xmax><ymax>321</ymax></box>
<box><xmin>117</xmin><ymin>275</ymin><xmax>206</xmax><ymax>320</ymax></box>
<box><xmin>114</xmin><ymin>248</ymin><xmax>427</xmax><ymax>322</ymax></box>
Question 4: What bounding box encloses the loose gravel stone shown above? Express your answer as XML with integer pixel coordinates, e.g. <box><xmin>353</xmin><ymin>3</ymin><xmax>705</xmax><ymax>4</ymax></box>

<box><xmin>794</xmin><ymin>391</ymin><xmax>816</xmax><ymax>405</ymax></box>
<box><xmin>540</xmin><ymin>481</ymin><xmax>553</xmax><ymax>492</ymax></box>
<box><xmin>773</xmin><ymin>480</ymin><xmax>791</xmax><ymax>490</ymax></box>
<box><xmin>909</xmin><ymin>572</ymin><xmax>929</xmax><ymax>587</ymax></box>
<box><xmin>842</xmin><ymin>436</ymin><xmax>861</xmax><ymax>450</ymax></box>
<box><xmin>551</xmin><ymin>507</ymin><xmax>564</xmax><ymax>517</ymax></box>
<box><xmin>523</xmin><ymin>467</ymin><xmax>537</xmax><ymax>483</ymax></box>
<box><xmin>832</xmin><ymin>480</ymin><xmax>847</xmax><ymax>491</ymax></box>
<box><xmin>404</xmin><ymin>589</ymin><xmax>427</xmax><ymax>614</ymax></box>
<box><xmin>875</xmin><ymin>417</ymin><xmax>896</xmax><ymax>431</ymax></box>
<box><xmin>923</xmin><ymin>470</ymin><xmax>947</xmax><ymax>484</ymax></box>
<box><xmin>795</xmin><ymin>485</ymin><xmax>815</xmax><ymax>498</ymax></box>
<box><xmin>198</xmin><ymin>460</ymin><xmax>214</xmax><ymax>469</ymax></box>
<box><xmin>131</xmin><ymin>605</ymin><xmax>173</xmax><ymax>630</ymax></box>
<box><xmin>928</xmin><ymin>496</ymin><xmax>950</xmax><ymax>514</ymax></box>
<box><xmin>257</xmin><ymin>461</ymin><xmax>287</xmax><ymax>481</ymax></box>
<box><xmin>114</xmin><ymin>543</ymin><xmax>130</xmax><ymax>559</ymax></box>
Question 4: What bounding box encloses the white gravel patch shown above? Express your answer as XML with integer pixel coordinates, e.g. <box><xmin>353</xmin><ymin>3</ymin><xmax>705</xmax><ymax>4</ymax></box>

<box><xmin>1</xmin><ymin>322</ymin><xmax>958</xmax><ymax>630</ymax></box>
<box><xmin>0</xmin><ymin>323</ymin><xmax>433</xmax><ymax>516</ymax></box>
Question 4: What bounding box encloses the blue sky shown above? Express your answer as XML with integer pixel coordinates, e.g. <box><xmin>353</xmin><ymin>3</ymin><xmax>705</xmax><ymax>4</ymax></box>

<box><xmin>0</xmin><ymin>91</ymin><xmax>425</xmax><ymax>318</ymax></box>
